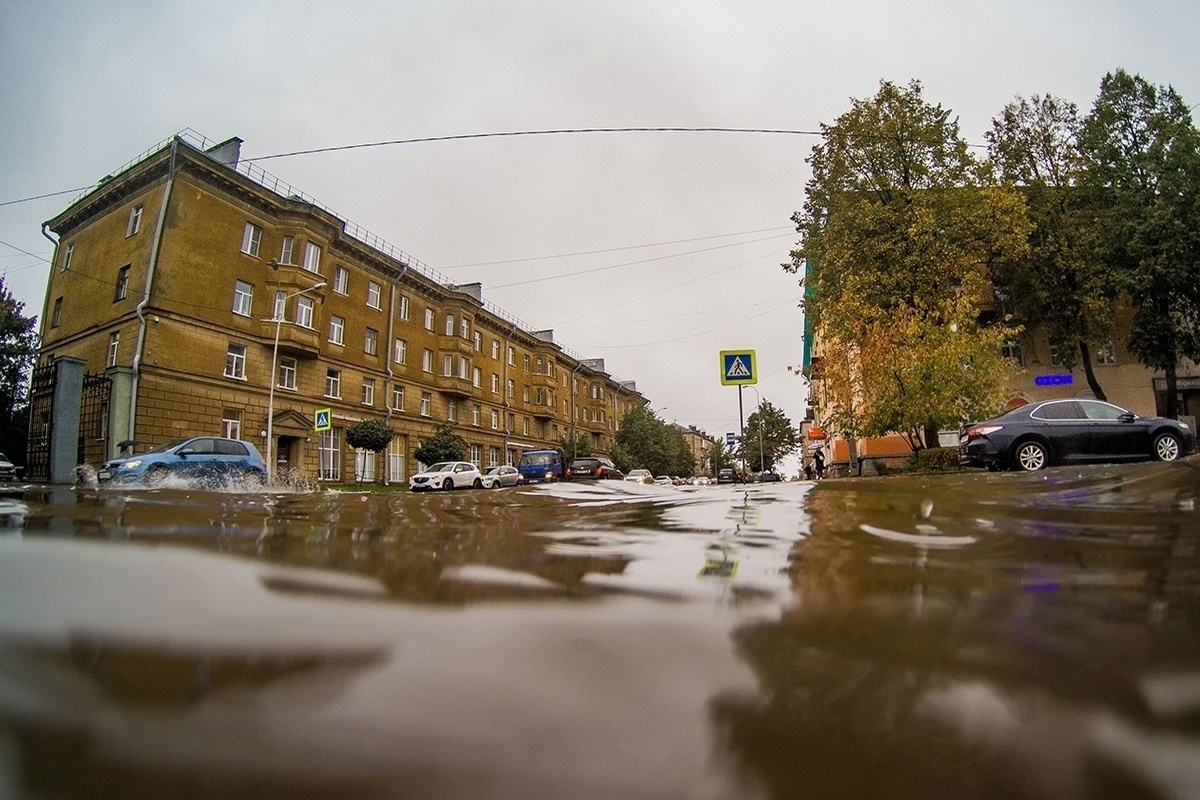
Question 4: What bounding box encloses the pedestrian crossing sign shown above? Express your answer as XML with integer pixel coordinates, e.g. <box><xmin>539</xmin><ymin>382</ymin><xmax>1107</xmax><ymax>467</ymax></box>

<box><xmin>720</xmin><ymin>350</ymin><xmax>757</xmax><ymax>386</ymax></box>
<box><xmin>315</xmin><ymin>408</ymin><xmax>332</xmax><ymax>431</ymax></box>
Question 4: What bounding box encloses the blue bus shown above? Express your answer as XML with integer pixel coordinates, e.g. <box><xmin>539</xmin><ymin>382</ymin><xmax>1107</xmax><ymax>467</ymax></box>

<box><xmin>518</xmin><ymin>449</ymin><xmax>563</xmax><ymax>483</ymax></box>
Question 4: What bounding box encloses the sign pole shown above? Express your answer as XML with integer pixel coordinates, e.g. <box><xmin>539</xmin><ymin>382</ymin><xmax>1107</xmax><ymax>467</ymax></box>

<box><xmin>738</xmin><ymin>385</ymin><xmax>746</xmax><ymax>477</ymax></box>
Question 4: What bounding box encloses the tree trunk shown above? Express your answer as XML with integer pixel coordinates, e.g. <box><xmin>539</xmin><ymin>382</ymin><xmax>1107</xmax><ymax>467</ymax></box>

<box><xmin>922</xmin><ymin>420</ymin><xmax>940</xmax><ymax>451</ymax></box>
<box><xmin>1165</xmin><ymin>365</ymin><xmax>1179</xmax><ymax>418</ymax></box>
<box><xmin>847</xmin><ymin>436</ymin><xmax>859</xmax><ymax>477</ymax></box>
<box><xmin>1078</xmin><ymin>340</ymin><xmax>1107</xmax><ymax>401</ymax></box>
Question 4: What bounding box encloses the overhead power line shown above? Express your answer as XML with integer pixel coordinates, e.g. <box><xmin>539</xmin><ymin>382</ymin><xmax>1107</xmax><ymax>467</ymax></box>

<box><xmin>247</xmin><ymin>127</ymin><xmax>822</xmax><ymax>163</ymax></box>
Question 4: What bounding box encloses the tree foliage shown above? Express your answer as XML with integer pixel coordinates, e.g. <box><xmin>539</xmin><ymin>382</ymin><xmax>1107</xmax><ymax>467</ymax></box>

<box><xmin>413</xmin><ymin>423</ymin><xmax>467</xmax><ymax>466</ymax></box>
<box><xmin>613</xmin><ymin>405</ymin><xmax>693</xmax><ymax>477</ymax></box>
<box><xmin>986</xmin><ymin>93</ymin><xmax>1114</xmax><ymax>399</ymax></box>
<box><xmin>709</xmin><ymin>441</ymin><xmax>736</xmax><ymax>475</ymax></box>
<box><xmin>739</xmin><ymin>400</ymin><xmax>799</xmax><ymax>473</ymax></box>
<box><xmin>1077</xmin><ymin>69</ymin><xmax>1200</xmax><ymax>417</ymax></box>
<box><xmin>558</xmin><ymin>431</ymin><xmax>592</xmax><ymax>461</ymax></box>
<box><xmin>788</xmin><ymin>79</ymin><xmax>1027</xmax><ymax>447</ymax></box>
<box><xmin>345</xmin><ymin>419</ymin><xmax>396</xmax><ymax>453</ymax></box>
<box><xmin>0</xmin><ymin>278</ymin><xmax>38</xmax><ymax>462</ymax></box>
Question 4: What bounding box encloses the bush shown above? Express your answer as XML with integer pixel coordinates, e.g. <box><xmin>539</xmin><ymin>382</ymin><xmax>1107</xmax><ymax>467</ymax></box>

<box><xmin>910</xmin><ymin>447</ymin><xmax>961</xmax><ymax>473</ymax></box>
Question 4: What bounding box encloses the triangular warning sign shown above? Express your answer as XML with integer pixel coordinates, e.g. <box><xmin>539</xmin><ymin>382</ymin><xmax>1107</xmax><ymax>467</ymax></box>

<box><xmin>727</xmin><ymin>357</ymin><xmax>751</xmax><ymax>378</ymax></box>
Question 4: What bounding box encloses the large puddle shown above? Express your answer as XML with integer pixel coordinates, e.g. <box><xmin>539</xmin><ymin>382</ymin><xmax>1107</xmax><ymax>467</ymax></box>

<box><xmin>1</xmin><ymin>463</ymin><xmax>1199</xmax><ymax>799</ymax></box>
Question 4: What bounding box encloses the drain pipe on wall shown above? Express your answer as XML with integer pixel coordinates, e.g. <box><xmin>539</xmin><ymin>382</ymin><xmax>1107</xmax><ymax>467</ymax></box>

<box><xmin>383</xmin><ymin>266</ymin><xmax>408</xmax><ymax>482</ymax></box>
<box><xmin>129</xmin><ymin>137</ymin><xmax>178</xmax><ymax>445</ymax></box>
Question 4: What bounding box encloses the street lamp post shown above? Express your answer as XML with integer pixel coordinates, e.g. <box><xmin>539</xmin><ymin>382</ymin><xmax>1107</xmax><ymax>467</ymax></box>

<box><xmin>265</xmin><ymin>281</ymin><xmax>325</xmax><ymax>484</ymax></box>
<box><xmin>747</xmin><ymin>385</ymin><xmax>765</xmax><ymax>474</ymax></box>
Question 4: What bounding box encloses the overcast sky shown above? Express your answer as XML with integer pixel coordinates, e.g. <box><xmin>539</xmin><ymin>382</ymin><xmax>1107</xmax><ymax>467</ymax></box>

<box><xmin>3</xmin><ymin>0</ymin><xmax>1198</xmax><ymax>469</ymax></box>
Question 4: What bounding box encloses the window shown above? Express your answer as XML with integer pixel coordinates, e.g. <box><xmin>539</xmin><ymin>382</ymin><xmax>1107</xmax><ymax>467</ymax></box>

<box><xmin>126</xmin><ymin>204</ymin><xmax>143</xmax><ymax>237</ymax></box>
<box><xmin>461</xmin><ymin>318</ymin><xmax>470</xmax><ymax>339</ymax></box>
<box><xmin>491</xmin><ymin>340</ymin><xmax>499</xmax><ymax>359</ymax></box>
<box><xmin>1095</xmin><ymin>338</ymin><xmax>1116</xmax><ymax>365</ymax></box>
<box><xmin>224</xmin><ymin>344</ymin><xmax>246</xmax><ymax>379</ymax></box>
<box><xmin>536</xmin><ymin>358</ymin><xmax>543</xmax><ymax>375</ymax></box>
<box><xmin>296</xmin><ymin>296</ymin><xmax>315</xmax><ymax>328</ymax></box>
<box><xmin>422</xmin><ymin>349</ymin><xmax>433</xmax><ymax>372</ymax></box>
<box><xmin>473</xmin><ymin>331</ymin><xmax>482</xmax><ymax>351</ymax></box>
<box><xmin>491</xmin><ymin>373</ymin><xmax>499</xmax><ymax>393</ymax></box>
<box><xmin>535</xmin><ymin>388</ymin><xmax>544</xmax><ymax>405</ymax></box>
<box><xmin>329</xmin><ymin>315</ymin><xmax>345</xmax><ymax>345</ymax></box>
<box><xmin>1001</xmin><ymin>340</ymin><xmax>1024</xmax><ymax>367</ymax></box>
<box><xmin>473</xmin><ymin>367</ymin><xmax>481</xmax><ymax>388</ymax></box>
<box><xmin>241</xmin><ymin>223</ymin><xmax>262</xmax><ymax>257</ymax></box>
<box><xmin>392</xmin><ymin>384</ymin><xmax>405</xmax><ymax>411</ymax></box>
<box><xmin>280</xmin><ymin>235</ymin><xmax>294</xmax><ymax>264</ymax></box>
<box><xmin>61</xmin><ymin>243</ymin><xmax>73</xmax><ymax>271</ymax></box>
<box><xmin>388</xmin><ymin>439</ymin><xmax>405</xmax><ymax>484</ymax></box>
<box><xmin>367</xmin><ymin>280</ymin><xmax>381</xmax><ymax>309</ymax></box>
<box><xmin>471</xmin><ymin>405</ymin><xmax>481</xmax><ymax>426</ymax></box>
<box><xmin>443</xmin><ymin>354</ymin><xmax>454</xmax><ymax>377</ymax></box>
<box><xmin>398</xmin><ymin>295</ymin><xmax>410</xmax><ymax>320</ymax></box>
<box><xmin>394</xmin><ymin>338</ymin><xmax>407</xmax><ymax>364</ymax></box>
<box><xmin>523</xmin><ymin>354</ymin><xmax>530</xmax><ymax>372</ymax></box>
<box><xmin>420</xmin><ymin>392</ymin><xmax>432</xmax><ymax>417</ymax></box>
<box><xmin>355</xmin><ymin>449</ymin><xmax>376</xmax><ymax>483</ymax></box>
<box><xmin>507</xmin><ymin>379</ymin><xmax>514</xmax><ymax>398</ymax></box>
<box><xmin>507</xmin><ymin>413</ymin><xmax>515</xmax><ymax>432</ymax></box>
<box><xmin>424</xmin><ymin>308</ymin><xmax>435</xmax><ymax>330</ymax></box>
<box><xmin>489</xmin><ymin>447</ymin><xmax>500</xmax><ymax>468</ymax></box>
<box><xmin>51</xmin><ymin>297</ymin><xmax>63</xmax><ymax>327</ymax></box>
<box><xmin>447</xmin><ymin>399</ymin><xmax>457</xmax><ymax>422</ymax></box>
<box><xmin>1049</xmin><ymin>343</ymin><xmax>1067</xmax><ymax>367</ymax></box>
<box><xmin>469</xmin><ymin>444</ymin><xmax>481</xmax><ymax>468</ymax></box>
<box><xmin>115</xmin><ymin>265</ymin><xmax>131</xmax><ymax>302</ymax></box>
<box><xmin>273</xmin><ymin>290</ymin><xmax>286</xmax><ymax>321</ymax></box>
<box><xmin>318</xmin><ymin>428</ymin><xmax>341</xmax><ymax>481</ymax></box>
<box><xmin>444</xmin><ymin>314</ymin><xmax>455</xmax><ymax>336</ymax></box>
<box><xmin>364</xmin><ymin>327</ymin><xmax>379</xmax><ymax>356</ymax></box>
<box><xmin>523</xmin><ymin>385</ymin><xmax>530</xmax><ymax>403</ymax></box>
<box><xmin>107</xmin><ymin>332</ymin><xmax>119</xmax><ymax>368</ymax></box>
<box><xmin>232</xmin><ymin>280</ymin><xmax>253</xmax><ymax>316</ymax></box>
<box><xmin>523</xmin><ymin>417</ymin><xmax>529</xmax><ymax>436</ymax></box>
<box><xmin>508</xmin><ymin>346</ymin><xmax>515</xmax><ymax>366</ymax></box>
<box><xmin>362</xmin><ymin>378</ymin><xmax>375</xmax><ymax>406</ymax></box>
<box><xmin>325</xmin><ymin>368</ymin><xmax>340</xmax><ymax>398</ymax></box>
<box><xmin>334</xmin><ymin>266</ymin><xmax>349</xmax><ymax>294</ymax></box>
<box><xmin>221</xmin><ymin>409</ymin><xmax>241</xmax><ymax>440</ymax></box>
<box><xmin>278</xmin><ymin>357</ymin><xmax>297</xmax><ymax>389</ymax></box>
<box><xmin>303</xmin><ymin>241</ymin><xmax>321</xmax><ymax>273</ymax></box>
<box><xmin>491</xmin><ymin>409</ymin><xmax>499</xmax><ymax>429</ymax></box>
<box><xmin>459</xmin><ymin>357</ymin><xmax>469</xmax><ymax>380</ymax></box>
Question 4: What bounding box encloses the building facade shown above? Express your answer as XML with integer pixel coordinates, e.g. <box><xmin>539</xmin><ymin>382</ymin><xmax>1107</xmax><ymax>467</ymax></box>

<box><xmin>36</xmin><ymin>132</ymin><xmax>646</xmax><ymax>482</ymax></box>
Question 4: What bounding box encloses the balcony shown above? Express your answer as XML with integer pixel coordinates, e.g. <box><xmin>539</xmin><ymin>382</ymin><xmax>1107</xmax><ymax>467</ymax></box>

<box><xmin>531</xmin><ymin>403</ymin><xmax>556</xmax><ymax>420</ymax></box>
<box><xmin>437</xmin><ymin>334</ymin><xmax>475</xmax><ymax>356</ymax></box>
<box><xmin>263</xmin><ymin>320</ymin><xmax>321</xmax><ymax>358</ymax></box>
<box><xmin>439</xmin><ymin>374</ymin><xmax>474</xmax><ymax>398</ymax></box>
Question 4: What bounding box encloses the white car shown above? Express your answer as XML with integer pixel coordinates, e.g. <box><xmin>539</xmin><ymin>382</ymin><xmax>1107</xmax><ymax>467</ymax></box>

<box><xmin>409</xmin><ymin>461</ymin><xmax>483</xmax><ymax>491</ymax></box>
<box><xmin>480</xmin><ymin>465</ymin><xmax>522</xmax><ymax>489</ymax></box>
<box><xmin>624</xmin><ymin>469</ymin><xmax>652</xmax><ymax>484</ymax></box>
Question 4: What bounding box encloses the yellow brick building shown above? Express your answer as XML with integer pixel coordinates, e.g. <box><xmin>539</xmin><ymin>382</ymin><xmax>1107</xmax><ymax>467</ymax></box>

<box><xmin>38</xmin><ymin>132</ymin><xmax>647</xmax><ymax>482</ymax></box>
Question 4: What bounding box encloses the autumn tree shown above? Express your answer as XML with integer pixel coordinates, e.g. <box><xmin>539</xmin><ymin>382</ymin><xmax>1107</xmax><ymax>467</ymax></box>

<box><xmin>1078</xmin><ymin>69</ymin><xmax>1200</xmax><ymax>418</ymax></box>
<box><xmin>986</xmin><ymin>94</ymin><xmax>1114</xmax><ymax>399</ymax></box>
<box><xmin>787</xmin><ymin>79</ymin><xmax>1028</xmax><ymax>448</ymax></box>
<box><xmin>740</xmin><ymin>400</ymin><xmax>799</xmax><ymax>473</ymax></box>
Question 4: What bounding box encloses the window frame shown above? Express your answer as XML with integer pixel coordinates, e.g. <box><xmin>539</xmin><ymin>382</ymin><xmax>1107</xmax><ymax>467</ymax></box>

<box><xmin>361</xmin><ymin>377</ymin><xmax>375</xmax><ymax>406</ymax></box>
<box><xmin>334</xmin><ymin>265</ymin><xmax>349</xmax><ymax>295</ymax></box>
<box><xmin>114</xmin><ymin>265</ymin><xmax>131</xmax><ymax>302</ymax></box>
<box><xmin>325</xmin><ymin>368</ymin><xmax>341</xmax><ymax>399</ymax></box>
<box><xmin>224</xmin><ymin>343</ymin><xmax>247</xmax><ymax>379</ymax></box>
<box><xmin>364</xmin><ymin>326</ymin><xmax>379</xmax><ymax>356</ymax></box>
<box><xmin>303</xmin><ymin>241</ymin><xmax>321</xmax><ymax>273</ymax></box>
<box><xmin>126</xmin><ymin>204</ymin><xmax>143</xmax><ymax>237</ymax></box>
<box><xmin>296</xmin><ymin>296</ymin><xmax>315</xmax><ymax>329</ymax></box>
<box><xmin>367</xmin><ymin>280</ymin><xmax>382</xmax><ymax>309</ymax></box>
<box><xmin>107</xmin><ymin>332</ymin><xmax>119</xmax><ymax>368</ymax></box>
<box><xmin>278</xmin><ymin>357</ymin><xmax>297</xmax><ymax>390</ymax></box>
<box><xmin>329</xmin><ymin>315</ymin><xmax>345</xmax><ymax>345</ymax></box>
<box><xmin>232</xmin><ymin>279</ymin><xmax>253</xmax><ymax>317</ymax></box>
<box><xmin>241</xmin><ymin>223</ymin><xmax>262</xmax><ymax>258</ymax></box>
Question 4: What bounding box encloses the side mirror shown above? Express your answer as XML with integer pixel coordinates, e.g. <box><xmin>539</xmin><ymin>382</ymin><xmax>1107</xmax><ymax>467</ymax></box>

<box><xmin>1119</xmin><ymin>413</ymin><xmax>1136</xmax><ymax>423</ymax></box>
<box><xmin>178</xmin><ymin>448</ymin><xmax>195</xmax><ymax>456</ymax></box>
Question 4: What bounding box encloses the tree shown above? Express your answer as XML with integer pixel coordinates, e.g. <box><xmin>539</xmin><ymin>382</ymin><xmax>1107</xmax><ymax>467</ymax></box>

<box><xmin>740</xmin><ymin>400</ymin><xmax>800</xmax><ymax>473</ymax></box>
<box><xmin>558</xmin><ymin>431</ymin><xmax>591</xmax><ymax>461</ymax></box>
<box><xmin>709</xmin><ymin>442</ymin><xmax>736</xmax><ymax>475</ymax></box>
<box><xmin>412</xmin><ymin>423</ymin><xmax>467</xmax><ymax>466</ymax></box>
<box><xmin>0</xmin><ymin>278</ymin><xmax>38</xmax><ymax>463</ymax></box>
<box><xmin>613</xmin><ymin>405</ymin><xmax>689</xmax><ymax>477</ymax></box>
<box><xmin>1078</xmin><ymin>69</ymin><xmax>1200</xmax><ymax>418</ymax></box>
<box><xmin>787</xmin><ymin>79</ymin><xmax>1028</xmax><ymax>448</ymax></box>
<box><xmin>345</xmin><ymin>419</ymin><xmax>396</xmax><ymax>482</ymax></box>
<box><xmin>986</xmin><ymin>94</ymin><xmax>1114</xmax><ymax>399</ymax></box>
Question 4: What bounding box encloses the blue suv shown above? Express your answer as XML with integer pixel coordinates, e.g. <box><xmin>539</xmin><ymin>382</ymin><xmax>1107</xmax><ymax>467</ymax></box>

<box><xmin>98</xmin><ymin>436</ymin><xmax>267</xmax><ymax>486</ymax></box>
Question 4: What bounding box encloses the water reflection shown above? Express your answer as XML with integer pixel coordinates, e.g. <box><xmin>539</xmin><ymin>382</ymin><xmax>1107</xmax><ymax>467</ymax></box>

<box><xmin>1</xmin><ymin>462</ymin><xmax>1198</xmax><ymax>798</ymax></box>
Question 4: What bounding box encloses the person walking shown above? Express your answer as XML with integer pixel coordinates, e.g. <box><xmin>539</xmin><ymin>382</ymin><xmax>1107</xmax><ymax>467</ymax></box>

<box><xmin>813</xmin><ymin>448</ymin><xmax>826</xmax><ymax>479</ymax></box>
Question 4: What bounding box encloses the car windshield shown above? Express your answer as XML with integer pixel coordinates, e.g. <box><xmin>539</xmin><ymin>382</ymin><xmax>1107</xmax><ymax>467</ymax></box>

<box><xmin>485</xmin><ymin>467</ymin><xmax>503</xmax><ymax>475</ymax></box>
<box><xmin>520</xmin><ymin>453</ymin><xmax>554</xmax><ymax>466</ymax></box>
<box><xmin>570</xmin><ymin>460</ymin><xmax>598</xmax><ymax>468</ymax></box>
<box><xmin>143</xmin><ymin>438</ymin><xmax>189</xmax><ymax>455</ymax></box>
<box><xmin>428</xmin><ymin>463</ymin><xmax>457</xmax><ymax>472</ymax></box>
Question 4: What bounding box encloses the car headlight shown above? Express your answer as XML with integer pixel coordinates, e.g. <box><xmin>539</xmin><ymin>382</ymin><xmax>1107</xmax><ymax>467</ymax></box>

<box><xmin>544</xmin><ymin>471</ymin><xmax>552</xmax><ymax>479</ymax></box>
<box><xmin>120</xmin><ymin>460</ymin><xmax>143</xmax><ymax>469</ymax></box>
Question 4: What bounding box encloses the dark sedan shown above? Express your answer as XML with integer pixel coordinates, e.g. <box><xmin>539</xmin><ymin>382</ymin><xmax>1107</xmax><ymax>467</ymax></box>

<box><xmin>565</xmin><ymin>457</ymin><xmax>624</xmax><ymax>480</ymax></box>
<box><xmin>960</xmin><ymin>399</ymin><xmax>1196</xmax><ymax>472</ymax></box>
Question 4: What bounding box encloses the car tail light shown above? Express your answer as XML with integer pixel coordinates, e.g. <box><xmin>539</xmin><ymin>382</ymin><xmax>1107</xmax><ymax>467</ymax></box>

<box><xmin>966</xmin><ymin>425</ymin><xmax>1003</xmax><ymax>438</ymax></box>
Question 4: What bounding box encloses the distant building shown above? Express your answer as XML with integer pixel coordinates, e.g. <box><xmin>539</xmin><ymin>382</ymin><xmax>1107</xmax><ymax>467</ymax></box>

<box><xmin>674</xmin><ymin>424</ymin><xmax>718</xmax><ymax>476</ymax></box>
<box><xmin>34</xmin><ymin>131</ymin><xmax>647</xmax><ymax>482</ymax></box>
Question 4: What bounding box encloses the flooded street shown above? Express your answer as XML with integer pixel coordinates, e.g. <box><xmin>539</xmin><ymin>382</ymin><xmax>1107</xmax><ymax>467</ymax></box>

<box><xmin>2</xmin><ymin>464</ymin><xmax>1199</xmax><ymax>799</ymax></box>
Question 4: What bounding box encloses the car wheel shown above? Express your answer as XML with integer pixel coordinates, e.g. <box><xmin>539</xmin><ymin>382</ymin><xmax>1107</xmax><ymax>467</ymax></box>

<box><xmin>145</xmin><ymin>464</ymin><xmax>170</xmax><ymax>486</ymax></box>
<box><xmin>1014</xmin><ymin>440</ymin><xmax>1048</xmax><ymax>471</ymax></box>
<box><xmin>246</xmin><ymin>468</ymin><xmax>267</xmax><ymax>486</ymax></box>
<box><xmin>1153</xmin><ymin>431</ymin><xmax>1182</xmax><ymax>462</ymax></box>
<box><xmin>491</xmin><ymin>480</ymin><xmax>502</xmax><ymax>489</ymax></box>
<box><xmin>473</xmin><ymin>478</ymin><xmax>483</xmax><ymax>489</ymax></box>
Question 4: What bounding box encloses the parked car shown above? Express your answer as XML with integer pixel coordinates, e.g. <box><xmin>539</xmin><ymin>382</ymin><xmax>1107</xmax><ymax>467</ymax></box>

<box><xmin>959</xmin><ymin>399</ymin><xmax>1197</xmax><ymax>472</ymax></box>
<box><xmin>409</xmin><ymin>461</ymin><xmax>483</xmax><ymax>491</ymax></box>
<box><xmin>480</xmin><ymin>464</ymin><xmax>522</xmax><ymax>489</ymax></box>
<box><xmin>653</xmin><ymin>475</ymin><xmax>673</xmax><ymax>486</ymax></box>
<box><xmin>565</xmin><ymin>457</ymin><xmax>624</xmax><ymax>480</ymax></box>
<box><xmin>0</xmin><ymin>452</ymin><xmax>15</xmax><ymax>482</ymax></box>
<box><xmin>517</xmin><ymin>449</ymin><xmax>564</xmax><ymax>483</ymax></box>
<box><xmin>758</xmin><ymin>470</ymin><xmax>782</xmax><ymax>482</ymax></box>
<box><xmin>624</xmin><ymin>469</ymin><xmax>653</xmax><ymax>484</ymax></box>
<box><xmin>97</xmin><ymin>437</ymin><xmax>267</xmax><ymax>486</ymax></box>
<box><xmin>716</xmin><ymin>468</ymin><xmax>741</xmax><ymax>484</ymax></box>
